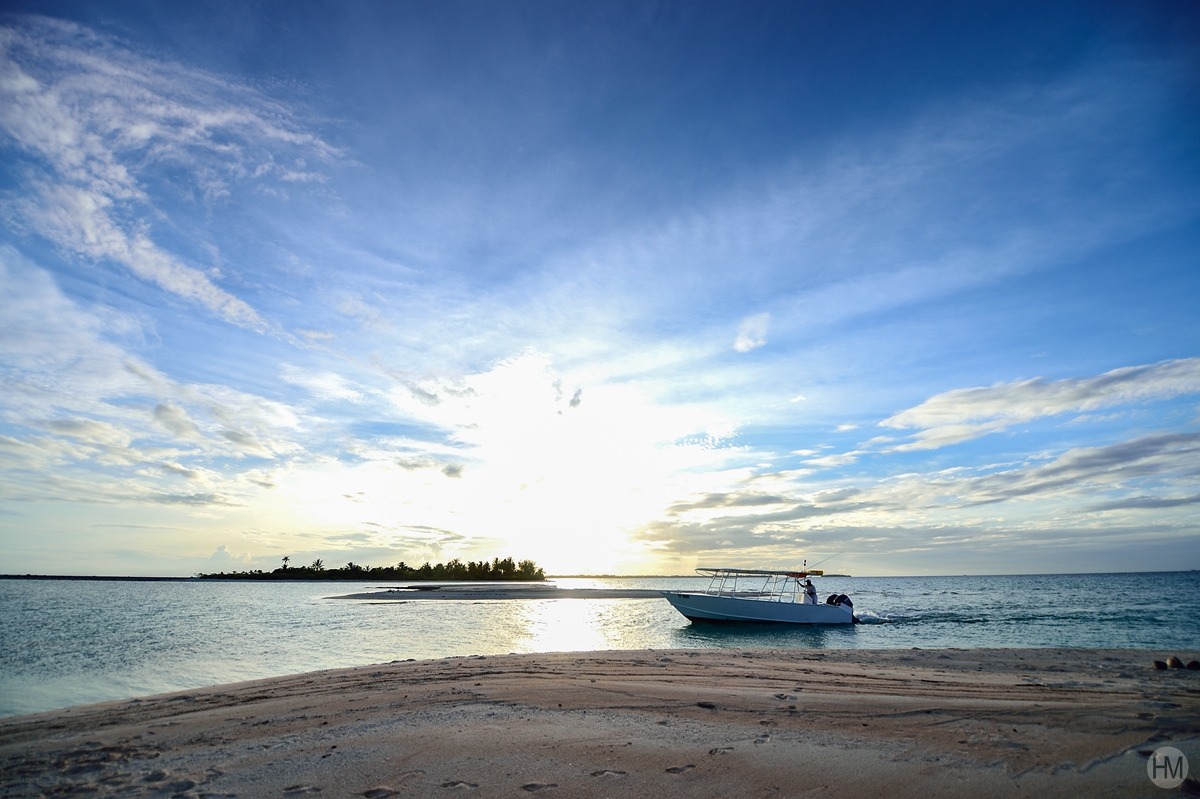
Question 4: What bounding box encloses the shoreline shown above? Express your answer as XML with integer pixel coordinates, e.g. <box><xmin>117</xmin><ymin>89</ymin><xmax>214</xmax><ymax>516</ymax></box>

<box><xmin>3</xmin><ymin>647</ymin><xmax>1196</xmax><ymax>797</ymax></box>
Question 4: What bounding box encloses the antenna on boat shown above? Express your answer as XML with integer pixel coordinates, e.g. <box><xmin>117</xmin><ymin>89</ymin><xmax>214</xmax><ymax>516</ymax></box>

<box><xmin>808</xmin><ymin>552</ymin><xmax>843</xmax><ymax>570</ymax></box>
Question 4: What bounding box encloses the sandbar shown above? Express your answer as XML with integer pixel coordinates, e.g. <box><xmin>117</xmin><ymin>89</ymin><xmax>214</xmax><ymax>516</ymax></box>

<box><xmin>2</xmin><ymin>648</ymin><xmax>1197</xmax><ymax>797</ymax></box>
<box><xmin>334</xmin><ymin>585</ymin><xmax>664</xmax><ymax>600</ymax></box>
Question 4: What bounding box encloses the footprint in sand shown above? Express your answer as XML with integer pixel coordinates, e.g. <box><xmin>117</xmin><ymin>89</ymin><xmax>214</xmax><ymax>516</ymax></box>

<box><xmin>360</xmin><ymin>788</ymin><xmax>397</xmax><ymax>798</ymax></box>
<box><xmin>589</xmin><ymin>770</ymin><xmax>627</xmax><ymax>778</ymax></box>
<box><xmin>284</xmin><ymin>785</ymin><xmax>322</xmax><ymax>794</ymax></box>
<box><xmin>708</xmin><ymin>747</ymin><xmax>734</xmax><ymax>756</ymax></box>
<box><xmin>665</xmin><ymin>765</ymin><xmax>695</xmax><ymax>774</ymax></box>
<box><xmin>521</xmin><ymin>783</ymin><xmax>557</xmax><ymax>791</ymax></box>
<box><xmin>440</xmin><ymin>780</ymin><xmax>479</xmax><ymax>789</ymax></box>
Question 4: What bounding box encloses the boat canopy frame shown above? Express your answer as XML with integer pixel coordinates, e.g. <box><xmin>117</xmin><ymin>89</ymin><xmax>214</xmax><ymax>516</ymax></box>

<box><xmin>694</xmin><ymin>567</ymin><xmax>824</xmax><ymax>604</ymax></box>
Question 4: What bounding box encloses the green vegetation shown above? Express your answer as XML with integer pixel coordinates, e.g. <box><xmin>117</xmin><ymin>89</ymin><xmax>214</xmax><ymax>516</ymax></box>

<box><xmin>197</xmin><ymin>556</ymin><xmax>546</xmax><ymax>581</ymax></box>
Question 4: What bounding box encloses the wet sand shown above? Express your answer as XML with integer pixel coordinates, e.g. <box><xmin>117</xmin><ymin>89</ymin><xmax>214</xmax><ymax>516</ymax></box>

<box><xmin>2</xmin><ymin>648</ymin><xmax>1197</xmax><ymax>798</ymax></box>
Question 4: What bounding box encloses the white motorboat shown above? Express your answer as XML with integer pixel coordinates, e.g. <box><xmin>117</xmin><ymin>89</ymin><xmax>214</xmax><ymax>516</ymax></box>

<box><xmin>662</xmin><ymin>567</ymin><xmax>857</xmax><ymax>625</ymax></box>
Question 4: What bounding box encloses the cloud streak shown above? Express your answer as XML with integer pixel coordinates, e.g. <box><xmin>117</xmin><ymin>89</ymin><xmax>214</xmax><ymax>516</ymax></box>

<box><xmin>0</xmin><ymin>247</ymin><xmax>306</xmax><ymax>505</ymax></box>
<box><xmin>882</xmin><ymin>359</ymin><xmax>1200</xmax><ymax>450</ymax></box>
<box><xmin>0</xmin><ymin>17</ymin><xmax>336</xmax><ymax>329</ymax></box>
<box><xmin>630</xmin><ymin>427</ymin><xmax>1200</xmax><ymax>565</ymax></box>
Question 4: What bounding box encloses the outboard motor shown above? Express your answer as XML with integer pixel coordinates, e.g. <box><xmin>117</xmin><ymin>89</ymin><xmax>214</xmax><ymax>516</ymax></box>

<box><xmin>826</xmin><ymin>594</ymin><xmax>838</xmax><ymax>605</ymax></box>
<box><xmin>835</xmin><ymin>594</ymin><xmax>852</xmax><ymax>609</ymax></box>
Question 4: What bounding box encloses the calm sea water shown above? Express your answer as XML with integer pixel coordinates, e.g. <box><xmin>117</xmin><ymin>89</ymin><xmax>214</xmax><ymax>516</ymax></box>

<box><xmin>1</xmin><ymin>571</ymin><xmax>1197</xmax><ymax>718</ymax></box>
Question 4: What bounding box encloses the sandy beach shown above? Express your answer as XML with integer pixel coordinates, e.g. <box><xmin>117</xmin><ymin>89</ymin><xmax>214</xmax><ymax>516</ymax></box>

<box><xmin>2</xmin><ymin>648</ymin><xmax>1197</xmax><ymax>798</ymax></box>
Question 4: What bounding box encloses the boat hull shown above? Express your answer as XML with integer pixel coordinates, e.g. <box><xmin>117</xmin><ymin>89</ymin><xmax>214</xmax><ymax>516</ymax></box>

<box><xmin>661</xmin><ymin>591</ymin><xmax>855</xmax><ymax>625</ymax></box>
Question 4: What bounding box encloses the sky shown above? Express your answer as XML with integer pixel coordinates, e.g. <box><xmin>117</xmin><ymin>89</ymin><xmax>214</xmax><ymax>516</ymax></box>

<box><xmin>0</xmin><ymin>1</ymin><xmax>1198</xmax><ymax>577</ymax></box>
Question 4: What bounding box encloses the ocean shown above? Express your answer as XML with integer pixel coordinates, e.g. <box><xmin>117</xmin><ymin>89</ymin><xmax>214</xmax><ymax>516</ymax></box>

<box><xmin>1</xmin><ymin>571</ymin><xmax>1197</xmax><ymax>718</ymax></box>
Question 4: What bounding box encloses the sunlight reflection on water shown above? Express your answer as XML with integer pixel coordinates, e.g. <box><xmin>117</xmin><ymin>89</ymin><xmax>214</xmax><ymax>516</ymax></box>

<box><xmin>516</xmin><ymin>599</ymin><xmax>611</xmax><ymax>652</ymax></box>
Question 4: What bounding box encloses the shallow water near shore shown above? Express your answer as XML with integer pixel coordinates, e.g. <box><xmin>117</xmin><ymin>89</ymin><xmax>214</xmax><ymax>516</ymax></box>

<box><xmin>1</xmin><ymin>571</ymin><xmax>1196</xmax><ymax>717</ymax></box>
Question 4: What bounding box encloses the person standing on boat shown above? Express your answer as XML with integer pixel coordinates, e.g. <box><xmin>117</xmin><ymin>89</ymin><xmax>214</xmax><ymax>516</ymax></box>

<box><xmin>804</xmin><ymin>579</ymin><xmax>818</xmax><ymax>605</ymax></box>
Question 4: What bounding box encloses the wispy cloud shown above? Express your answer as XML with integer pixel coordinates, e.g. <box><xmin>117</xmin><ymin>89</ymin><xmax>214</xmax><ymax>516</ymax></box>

<box><xmin>938</xmin><ymin>432</ymin><xmax>1200</xmax><ymax>506</ymax></box>
<box><xmin>631</xmin><ymin>430</ymin><xmax>1200</xmax><ymax>564</ymax></box>
<box><xmin>0</xmin><ymin>247</ymin><xmax>306</xmax><ymax>503</ymax></box>
<box><xmin>803</xmin><ymin>451</ymin><xmax>862</xmax><ymax>468</ymax></box>
<box><xmin>882</xmin><ymin>359</ymin><xmax>1200</xmax><ymax>450</ymax></box>
<box><xmin>733</xmin><ymin>312</ymin><xmax>770</xmax><ymax>353</ymax></box>
<box><xmin>339</xmin><ymin>295</ymin><xmax>391</xmax><ymax>331</ymax></box>
<box><xmin>0</xmin><ymin>17</ymin><xmax>337</xmax><ymax>329</ymax></box>
<box><xmin>1085</xmin><ymin>494</ymin><xmax>1200</xmax><ymax>512</ymax></box>
<box><xmin>280</xmin><ymin>365</ymin><xmax>365</xmax><ymax>403</ymax></box>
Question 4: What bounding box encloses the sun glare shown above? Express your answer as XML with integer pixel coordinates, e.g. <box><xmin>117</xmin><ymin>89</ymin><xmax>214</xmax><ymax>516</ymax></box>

<box><xmin>240</xmin><ymin>354</ymin><xmax>746</xmax><ymax>573</ymax></box>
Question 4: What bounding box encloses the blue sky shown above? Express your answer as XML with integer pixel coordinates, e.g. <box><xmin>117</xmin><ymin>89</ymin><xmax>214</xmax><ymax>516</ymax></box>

<box><xmin>1</xmin><ymin>2</ymin><xmax>1198</xmax><ymax>576</ymax></box>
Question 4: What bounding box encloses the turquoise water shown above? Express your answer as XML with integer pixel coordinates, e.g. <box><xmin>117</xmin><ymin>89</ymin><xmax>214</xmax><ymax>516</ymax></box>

<box><xmin>1</xmin><ymin>571</ymin><xmax>1197</xmax><ymax>717</ymax></box>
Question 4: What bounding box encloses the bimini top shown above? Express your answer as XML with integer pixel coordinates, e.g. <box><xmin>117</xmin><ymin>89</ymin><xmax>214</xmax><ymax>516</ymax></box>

<box><xmin>696</xmin><ymin>567</ymin><xmax>824</xmax><ymax>578</ymax></box>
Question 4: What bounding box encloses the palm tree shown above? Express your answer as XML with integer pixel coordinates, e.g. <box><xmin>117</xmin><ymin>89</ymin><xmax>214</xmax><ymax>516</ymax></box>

<box><xmin>281</xmin><ymin>556</ymin><xmax>290</xmax><ymax>570</ymax></box>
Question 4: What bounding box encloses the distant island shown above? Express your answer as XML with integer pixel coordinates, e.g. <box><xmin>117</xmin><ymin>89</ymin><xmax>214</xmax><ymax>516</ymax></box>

<box><xmin>197</xmin><ymin>556</ymin><xmax>545</xmax><ymax>581</ymax></box>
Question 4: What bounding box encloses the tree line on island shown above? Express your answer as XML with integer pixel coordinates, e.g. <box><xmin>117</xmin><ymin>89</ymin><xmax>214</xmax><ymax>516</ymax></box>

<box><xmin>197</xmin><ymin>556</ymin><xmax>546</xmax><ymax>581</ymax></box>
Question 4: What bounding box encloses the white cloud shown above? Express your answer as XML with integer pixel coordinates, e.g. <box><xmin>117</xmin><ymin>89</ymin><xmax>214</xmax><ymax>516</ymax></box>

<box><xmin>153</xmin><ymin>404</ymin><xmax>203</xmax><ymax>441</ymax></box>
<box><xmin>0</xmin><ymin>18</ymin><xmax>337</xmax><ymax>329</ymax></box>
<box><xmin>803</xmin><ymin>451</ymin><xmax>862</xmax><ymax>468</ymax></box>
<box><xmin>630</xmin><ymin>430</ymin><xmax>1200</xmax><ymax>569</ymax></box>
<box><xmin>938</xmin><ymin>431</ymin><xmax>1200</xmax><ymax>506</ymax></box>
<box><xmin>45</xmin><ymin>418</ymin><xmax>132</xmax><ymax>448</ymax></box>
<box><xmin>280</xmin><ymin>365</ymin><xmax>365</xmax><ymax>403</ymax></box>
<box><xmin>31</xmin><ymin>184</ymin><xmax>264</xmax><ymax>327</ymax></box>
<box><xmin>338</xmin><ymin>295</ymin><xmax>391</xmax><ymax>330</ymax></box>
<box><xmin>0</xmin><ymin>248</ymin><xmax>308</xmax><ymax>503</ymax></box>
<box><xmin>733</xmin><ymin>312</ymin><xmax>770</xmax><ymax>353</ymax></box>
<box><xmin>882</xmin><ymin>359</ymin><xmax>1200</xmax><ymax>450</ymax></box>
<box><xmin>204</xmin><ymin>544</ymin><xmax>252</xmax><ymax>570</ymax></box>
